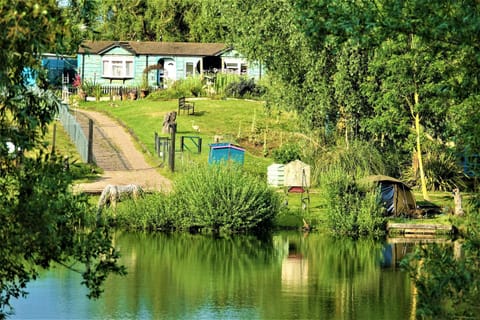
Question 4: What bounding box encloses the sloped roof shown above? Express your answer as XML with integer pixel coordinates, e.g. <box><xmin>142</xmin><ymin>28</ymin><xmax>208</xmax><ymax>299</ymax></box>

<box><xmin>364</xmin><ymin>175</ymin><xmax>411</xmax><ymax>187</ymax></box>
<box><xmin>78</xmin><ymin>41</ymin><xmax>229</xmax><ymax>56</ymax></box>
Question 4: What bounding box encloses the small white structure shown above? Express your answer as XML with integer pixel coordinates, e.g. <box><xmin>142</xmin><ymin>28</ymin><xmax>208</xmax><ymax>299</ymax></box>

<box><xmin>267</xmin><ymin>163</ymin><xmax>285</xmax><ymax>187</ymax></box>
<box><xmin>284</xmin><ymin>160</ymin><xmax>311</xmax><ymax>190</ymax></box>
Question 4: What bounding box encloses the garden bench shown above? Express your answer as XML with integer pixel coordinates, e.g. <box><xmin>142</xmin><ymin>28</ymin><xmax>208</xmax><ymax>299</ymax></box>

<box><xmin>178</xmin><ymin>97</ymin><xmax>195</xmax><ymax>115</ymax></box>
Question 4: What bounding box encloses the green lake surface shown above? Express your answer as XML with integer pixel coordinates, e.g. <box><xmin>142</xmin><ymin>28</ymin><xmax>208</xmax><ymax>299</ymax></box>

<box><xmin>11</xmin><ymin>231</ymin><xmax>414</xmax><ymax>319</ymax></box>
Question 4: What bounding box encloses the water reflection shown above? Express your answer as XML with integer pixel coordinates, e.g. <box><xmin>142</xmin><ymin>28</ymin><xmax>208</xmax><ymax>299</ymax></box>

<box><xmin>11</xmin><ymin>231</ymin><xmax>414</xmax><ymax>319</ymax></box>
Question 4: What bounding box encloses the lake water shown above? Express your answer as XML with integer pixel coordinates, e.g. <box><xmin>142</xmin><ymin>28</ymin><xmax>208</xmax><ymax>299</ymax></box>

<box><xmin>11</xmin><ymin>231</ymin><xmax>414</xmax><ymax>319</ymax></box>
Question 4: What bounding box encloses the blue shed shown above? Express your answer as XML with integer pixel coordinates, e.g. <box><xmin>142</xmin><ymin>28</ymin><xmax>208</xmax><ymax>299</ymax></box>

<box><xmin>208</xmin><ymin>143</ymin><xmax>245</xmax><ymax>165</ymax></box>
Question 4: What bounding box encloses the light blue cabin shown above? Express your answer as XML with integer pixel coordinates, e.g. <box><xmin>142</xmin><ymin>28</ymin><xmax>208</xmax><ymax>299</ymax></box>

<box><xmin>77</xmin><ymin>41</ymin><xmax>262</xmax><ymax>89</ymax></box>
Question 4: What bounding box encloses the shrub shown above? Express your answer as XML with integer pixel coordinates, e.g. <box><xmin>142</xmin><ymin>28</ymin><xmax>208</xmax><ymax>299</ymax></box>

<box><xmin>114</xmin><ymin>193</ymin><xmax>173</xmax><ymax>231</ymax></box>
<box><xmin>147</xmin><ymin>76</ymin><xmax>205</xmax><ymax>100</ymax></box>
<box><xmin>225</xmin><ymin>77</ymin><xmax>266</xmax><ymax>98</ymax></box>
<box><xmin>320</xmin><ymin>167</ymin><xmax>386</xmax><ymax>237</ymax></box>
<box><xmin>403</xmin><ymin>148</ymin><xmax>466</xmax><ymax>192</ymax></box>
<box><xmin>170</xmin><ymin>163</ymin><xmax>281</xmax><ymax>233</ymax></box>
<box><xmin>272</xmin><ymin>143</ymin><xmax>302</xmax><ymax>164</ymax></box>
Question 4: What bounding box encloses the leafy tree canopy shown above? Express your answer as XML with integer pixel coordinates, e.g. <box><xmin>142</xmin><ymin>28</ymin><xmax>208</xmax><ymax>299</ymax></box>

<box><xmin>0</xmin><ymin>0</ymin><xmax>124</xmax><ymax>316</ymax></box>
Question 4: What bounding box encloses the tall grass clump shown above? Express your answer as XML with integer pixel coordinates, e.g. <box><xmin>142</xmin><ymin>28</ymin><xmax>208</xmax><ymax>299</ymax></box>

<box><xmin>212</xmin><ymin>73</ymin><xmax>240</xmax><ymax>96</ymax></box>
<box><xmin>109</xmin><ymin>192</ymin><xmax>173</xmax><ymax>231</ymax></box>
<box><xmin>320</xmin><ymin>167</ymin><xmax>386</xmax><ymax>237</ymax></box>
<box><xmin>313</xmin><ymin>140</ymin><xmax>387</xmax><ymax>181</ymax></box>
<box><xmin>403</xmin><ymin>147</ymin><xmax>466</xmax><ymax>192</ymax></box>
<box><xmin>171</xmin><ymin>163</ymin><xmax>281</xmax><ymax>234</ymax></box>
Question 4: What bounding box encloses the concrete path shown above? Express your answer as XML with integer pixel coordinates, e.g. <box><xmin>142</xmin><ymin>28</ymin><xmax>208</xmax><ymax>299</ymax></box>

<box><xmin>73</xmin><ymin>109</ymin><xmax>172</xmax><ymax>194</ymax></box>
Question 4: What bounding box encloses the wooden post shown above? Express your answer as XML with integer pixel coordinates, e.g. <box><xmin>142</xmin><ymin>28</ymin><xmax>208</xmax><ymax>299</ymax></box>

<box><xmin>453</xmin><ymin>188</ymin><xmax>465</xmax><ymax>217</ymax></box>
<box><xmin>169</xmin><ymin>123</ymin><xmax>176</xmax><ymax>172</ymax></box>
<box><xmin>87</xmin><ymin>119</ymin><xmax>94</xmax><ymax>164</ymax></box>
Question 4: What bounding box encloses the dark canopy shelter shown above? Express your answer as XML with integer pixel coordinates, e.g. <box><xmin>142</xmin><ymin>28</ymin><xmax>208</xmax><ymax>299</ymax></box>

<box><xmin>366</xmin><ymin>175</ymin><xmax>416</xmax><ymax>217</ymax></box>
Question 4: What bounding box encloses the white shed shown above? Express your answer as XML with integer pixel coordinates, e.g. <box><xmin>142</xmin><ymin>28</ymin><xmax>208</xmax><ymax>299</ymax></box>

<box><xmin>284</xmin><ymin>160</ymin><xmax>311</xmax><ymax>189</ymax></box>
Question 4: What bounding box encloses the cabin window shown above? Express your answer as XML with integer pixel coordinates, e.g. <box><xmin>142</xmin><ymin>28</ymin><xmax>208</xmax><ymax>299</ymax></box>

<box><xmin>240</xmin><ymin>63</ymin><xmax>248</xmax><ymax>75</ymax></box>
<box><xmin>225</xmin><ymin>62</ymin><xmax>239</xmax><ymax>74</ymax></box>
<box><xmin>102</xmin><ymin>56</ymin><xmax>134</xmax><ymax>78</ymax></box>
<box><xmin>185</xmin><ymin>62</ymin><xmax>194</xmax><ymax>77</ymax></box>
<box><xmin>223</xmin><ymin>59</ymin><xmax>248</xmax><ymax>75</ymax></box>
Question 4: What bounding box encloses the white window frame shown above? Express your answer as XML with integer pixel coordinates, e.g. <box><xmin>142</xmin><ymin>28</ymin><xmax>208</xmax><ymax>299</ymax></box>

<box><xmin>185</xmin><ymin>62</ymin><xmax>194</xmax><ymax>77</ymax></box>
<box><xmin>102</xmin><ymin>56</ymin><xmax>134</xmax><ymax>79</ymax></box>
<box><xmin>223</xmin><ymin>58</ymin><xmax>247</xmax><ymax>75</ymax></box>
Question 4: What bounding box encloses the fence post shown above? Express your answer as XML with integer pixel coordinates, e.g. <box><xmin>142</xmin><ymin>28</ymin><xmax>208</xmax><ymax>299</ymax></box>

<box><xmin>169</xmin><ymin>123</ymin><xmax>176</xmax><ymax>172</ymax></box>
<box><xmin>198</xmin><ymin>138</ymin><xmax>202</xmax><ymax>154</ymax></box>
<box><xmin>87</xmin><ymin>119</ymin><xmax>94</xmax><ymax>164</ymax></box>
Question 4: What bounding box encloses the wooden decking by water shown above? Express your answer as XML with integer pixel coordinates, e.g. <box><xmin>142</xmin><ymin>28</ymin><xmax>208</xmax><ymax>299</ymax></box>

<box><xmin>387</xmin><ymin>222</ymin><xmax>453</xmax><ymax>235</ymax></box>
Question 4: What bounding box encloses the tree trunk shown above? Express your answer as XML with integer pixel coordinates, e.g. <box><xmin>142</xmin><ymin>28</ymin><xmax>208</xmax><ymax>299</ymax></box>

<box><xmin>414</xmin><ymin>93</ymin><xmax>429</xmax><ymax>201</ymax></box>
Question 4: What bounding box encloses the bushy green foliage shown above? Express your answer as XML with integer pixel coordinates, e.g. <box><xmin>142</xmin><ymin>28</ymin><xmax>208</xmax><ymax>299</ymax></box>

<box><xmin>403</xmin><ymin>148</ymin><xmax>466</xmax><ymax>192</ymax></box>
<box><xmin>224</xmin><ymin>77</ymin><xmax>266</xmax><ymax>98</ymax></box>
<box><xmin>114</xmin><ymin>193</ymin><xmax>173</xmax><ymax>231</ymax></box>
<box><xmin>0</xmin><ymin>1</ymin><xmax>126</xmax><ymax>316</ymax></box>
<box><xmin>147</xmin><ymin>77</ymin><xmax>205</xmax><ymax>99</ymax></box>
<box><xmin>210</xmin><ymin>73</ymin><xmax>240</xmax><ymax>97</ymax></box>
<box><xmin>1</xmin><ymin>152</ymin><xmax>125</xmax><ymax>314</ymax></box>
<box><xmin>320</xmin><ymin>167</ymin><xmax>386</xmax><ymax>237</ymax></box>
<box><xmin>171</xmin><ymin>163</ymin><xmax>281</xmax><ymax>233</ymax></box>
<box><xmin>272</xmin><ymin>143</ymin><xmax>302</xmax><ymax>164</ymax></box>
<box><xmin>111</xmin><ymin>164</ymin><xmax>281</xmax><ymax>234</ymax></box>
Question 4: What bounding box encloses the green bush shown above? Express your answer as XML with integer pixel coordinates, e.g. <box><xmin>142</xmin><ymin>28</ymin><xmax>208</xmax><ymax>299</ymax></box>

<box><xmin>114</xmin><ymin>193</ymin><xmax>173</xmax><ymax>231</ymax></box>
<box><xmin>272</xmin><ymin>143</ymin><xmax>302</xmax><ymax>164</ymax></box>
<box><xmin>224</xmin><ymin>77</ymin><xmax>266</xmax><ymax>98</ymax></box>
<box><xmin>320</xmin><ymin>167</ymin><xmax>386</xmax><ymax>237</ymax></box>
<box><xmin>316</xmin><ymin>140</ymin><xmax>387</xmax><ymax>179</ymax></box>
<box><xmin>403</xmin><ymin>148</ymin><xmax>466</xmax><ymax>192</ymax></box>
<box><xmin>147</xmin><ymin>76</ymin><xmax>205</xmax><ymax>99</ymax></box>
<box><xmin>171</xmin><ymin>163</ymin><xmax>281</xmax><ymax>233</ymax></box>
<box><xmin>111</xmin><ymin>163</ymin><xmax>281</xmax><ymax>234</ymax></box>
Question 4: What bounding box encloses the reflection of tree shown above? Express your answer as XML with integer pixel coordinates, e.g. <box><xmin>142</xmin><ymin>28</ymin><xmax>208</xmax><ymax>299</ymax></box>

<box><xmin>403</xmin><ymin>239</ymin><xmax>480</xmax><ymax>318</ymax></box>
<box><xmin>271</xmin><ymin>233</ymin><xmax>412</xmax><ymax>319</ymax></box>
<box><xmin>92</xmin><ymin>232</ymin><xmax>412</xmax><ymax>319</ymax></box>
<box><xmin>102</xmin><ymin>232</ymin><xmax>280</xmax><ymax>318</ymax></box>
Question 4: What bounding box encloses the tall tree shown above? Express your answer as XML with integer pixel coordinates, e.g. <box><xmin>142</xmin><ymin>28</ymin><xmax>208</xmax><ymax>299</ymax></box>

<box><xmin>95</xmin><ymin>0</ymin><xmax>193</xmax><ymax>41</ymax></box>
<box><xmin>0</xmin><ymin>0</ymin><xmax>124</xmax><ymax>316</ymax></box>
<box><xmin>295</xmin><ymin>0</ymin><xmax>480</xmax><ymax>196</ymax></box>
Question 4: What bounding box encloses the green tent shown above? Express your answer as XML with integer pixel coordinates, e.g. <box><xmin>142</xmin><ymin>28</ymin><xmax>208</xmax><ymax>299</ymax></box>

<box><xmin>366</xmin><ymin>175</ymin><xmax>417</xmax><ymax>217</ymax></box>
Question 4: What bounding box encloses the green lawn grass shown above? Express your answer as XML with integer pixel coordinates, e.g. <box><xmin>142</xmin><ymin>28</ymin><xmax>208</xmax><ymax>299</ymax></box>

<box><xmin>78</xmin><ymin>98</ymin><xmax>301</xmax><ymax>179</ymax></box>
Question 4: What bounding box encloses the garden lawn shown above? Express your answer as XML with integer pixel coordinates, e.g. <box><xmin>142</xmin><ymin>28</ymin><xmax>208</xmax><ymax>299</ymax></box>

<box><xmin>77</xmin><ymin>98</ymin><xmax>301</xmax><ymax>179</ymax></box>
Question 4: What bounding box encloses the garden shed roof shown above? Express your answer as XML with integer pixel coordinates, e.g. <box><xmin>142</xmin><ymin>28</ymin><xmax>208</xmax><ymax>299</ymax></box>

<box><xmin>78</xmin><ymin>41</ymin><xmax>229</xmax><ymax>57</ymax></box>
